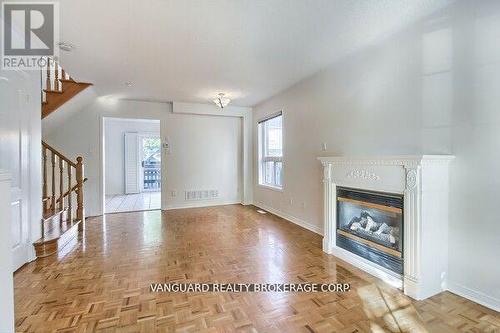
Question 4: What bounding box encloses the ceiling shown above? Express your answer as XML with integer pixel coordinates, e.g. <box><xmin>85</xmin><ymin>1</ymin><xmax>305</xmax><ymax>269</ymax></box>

<box><xmin>58</xmin><ymin>0</ymin><xmax>452</xmax><ymax>107</ymax></box>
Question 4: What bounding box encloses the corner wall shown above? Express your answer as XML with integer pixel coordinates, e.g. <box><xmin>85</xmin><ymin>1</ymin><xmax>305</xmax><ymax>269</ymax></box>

<box><xmin>252</xmin><ymin>0</ymin><xmax>500</xmax><ymax>310</ymax></box>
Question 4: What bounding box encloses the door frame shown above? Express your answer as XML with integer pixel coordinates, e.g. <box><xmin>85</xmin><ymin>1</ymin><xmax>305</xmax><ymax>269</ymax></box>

<box><xmin>100</xmin><ymin>117</ymin><xmax>161</xmax><ymax>215</ymax></box>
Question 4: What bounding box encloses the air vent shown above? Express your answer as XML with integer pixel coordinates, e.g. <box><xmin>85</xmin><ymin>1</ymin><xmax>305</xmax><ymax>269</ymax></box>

<box><xmin>185</xmin><ymin>190</ymin><xmax>219</xmax><ymax>201</ymax></box>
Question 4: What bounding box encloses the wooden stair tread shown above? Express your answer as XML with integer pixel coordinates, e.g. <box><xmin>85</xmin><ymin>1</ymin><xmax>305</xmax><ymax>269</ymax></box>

<box><xmin>59</xmin><ymin>79</ymin><xmax>93</xmax><ymax>86</ymax></box>
<box><xmin>44</xmin><ymin>215</ymin><xmax>69</xmax><ymax>234</ymax></box>
<box><xmin>59</xmin><ymin>78</ymin><xmax>76</xmax><ymax>83</ymax></box>
<box><xmin>33</xmin><ymin>218</ymin><xmax>81</xmax><ymax>258</ymax></box>
<box><xmin>43</xmin><ymin>89</ymin><xmax>64</xmax><ymax>94</ymax></box>
<box><xmin>43</xmin><ymin>208</ymin><xmax>64</xmax><ymax>221</ymax></box>
<box><xmin>34</xmin><ymin>220</ymin><xmax>81</xmax><ymax>245</ymax></box>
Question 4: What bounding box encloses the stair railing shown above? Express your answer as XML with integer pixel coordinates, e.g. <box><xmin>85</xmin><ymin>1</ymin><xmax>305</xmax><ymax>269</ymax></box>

<box><xmin>42</xmin><ymin>141</ymin><xmax>85</xmax><ymax>233</ymax></box>
<box><xmin>41</xmin><ymin>57</ymin><xmax>71</xmax><ymax>103</ymax></box>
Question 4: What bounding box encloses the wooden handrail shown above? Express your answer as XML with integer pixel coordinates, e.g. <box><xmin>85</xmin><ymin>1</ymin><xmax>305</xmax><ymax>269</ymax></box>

<box><xmin>41</xmin><ymin>141</ymin><xmax>85</xmax><ymax>234</ymax></box>
<box><xmin>56</xmin><ymin>178</ymin><xmax>87</xmax><ymax>203</ymax></box>
<box><xmin>42</xmin><ymin>141</ymin><xmax>76</xmax><ymax>167</ymax></box>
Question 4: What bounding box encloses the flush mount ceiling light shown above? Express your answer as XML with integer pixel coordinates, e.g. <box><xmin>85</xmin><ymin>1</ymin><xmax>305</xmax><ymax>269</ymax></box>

<box><xmin>213</xmin><ymin>93</ymin><xmax>230</xmax><ymax>109</ymax></box>
<box><xmin>125</xmin><ymin>81</ymin><xmax>133</xmax><ymax>87</ymax></box>
<box><xmin>58</xmin><ymin>41</ymin><xmax>75</xmax><ymax>52</ymax></box>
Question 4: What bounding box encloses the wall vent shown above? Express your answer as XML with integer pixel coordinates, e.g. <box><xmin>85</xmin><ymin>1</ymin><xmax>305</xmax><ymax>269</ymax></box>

<box><xmin>185</xmin><ymin>190</ymin><xmax>219</xmax><ymax>201</ymax></box>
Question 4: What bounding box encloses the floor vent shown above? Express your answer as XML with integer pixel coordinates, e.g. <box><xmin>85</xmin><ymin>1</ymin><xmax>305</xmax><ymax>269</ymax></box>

<box><xmin>185</xmin><ymin>190</ymin><xmax>218</xmax><ymax>201</ymax></box>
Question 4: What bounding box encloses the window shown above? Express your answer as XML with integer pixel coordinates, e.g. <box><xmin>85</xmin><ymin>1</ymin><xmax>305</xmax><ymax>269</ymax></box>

<box><xmin>258</xmin><ymin>112</ymin><xmax>283</xmax><ymax>189</ymax></box>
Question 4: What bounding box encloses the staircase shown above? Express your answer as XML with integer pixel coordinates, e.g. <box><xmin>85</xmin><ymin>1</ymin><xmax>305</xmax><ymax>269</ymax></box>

<box><xmin>34</xmin><ymin>58</ymin><xmax>90</xmax><ymax>258</ymax></box>
<box><xmin>41</xmin><ymin>58</ymin><xmax>92</xmax><ymax>119</ymax></box>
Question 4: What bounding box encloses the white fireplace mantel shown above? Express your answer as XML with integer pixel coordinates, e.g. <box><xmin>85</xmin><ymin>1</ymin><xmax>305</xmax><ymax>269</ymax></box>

<box><xmin>318</xmin><ymin>155</ymin><xmax>454</xmax><ymax>300</ymax></box>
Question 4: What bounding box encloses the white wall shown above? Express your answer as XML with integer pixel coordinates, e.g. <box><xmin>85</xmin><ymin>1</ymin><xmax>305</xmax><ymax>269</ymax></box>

<box><xmin>44</xmin><ymin>99</ymin><xmax>248</xmax><ymax>216</ymax></box>
<box><xmin>104</xmin><ymin>118</ymin><xmax>160</xmax><ymax>195</ymax></box>
<box><xmin>253</xmin><ymin>1</ymin><xmax>500</xmax><ymax>310</ymax></box>
<box><xmin>172</xmin><ymin>102</ymin><xmax>253</xmax><ymax>206</ymax></box>
<box><xmin>163</xmin><ymin>111</ymin><xmax>242</xmax><ymax>209</ymax></box>
<box><xmin>0</xmin><ymin>172</ymin><xmax>14</xmax><ymax>333</ymax></box>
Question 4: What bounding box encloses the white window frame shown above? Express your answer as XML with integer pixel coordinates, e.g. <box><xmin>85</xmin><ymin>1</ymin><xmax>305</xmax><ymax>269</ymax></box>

<box><xmin>258</xmin><ymin>111</ymin><xmax>283</xmax><ymax>191</ymax></box>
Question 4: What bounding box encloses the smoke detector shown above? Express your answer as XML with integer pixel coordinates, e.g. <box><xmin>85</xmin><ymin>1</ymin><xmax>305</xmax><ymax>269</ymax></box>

<box><xmin>58</xmin><ymin>42</ymin><xmax>75</xmax><ymax>52</ymax></box>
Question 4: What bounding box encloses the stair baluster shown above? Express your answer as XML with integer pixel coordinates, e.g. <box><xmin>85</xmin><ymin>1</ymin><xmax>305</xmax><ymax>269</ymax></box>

<box><xmin>76</xmin><ymin>156</ymin><xmax>85</xmax><ymax>231</ymax></box>
<box><xmin>45</xmin><ymin>58</ymin><xmax>51</xmax><ymax>91</ymax></box>
<box><xmin>58</xmin><ymin>157</ymin><xmax>63</xmax><ymax>213</ymax></box>
<box><xmin>54</xmin><ymin>60</ymin><xmax>59</xmax><ymax>91</ymax></box>
<box><xmin>67</xmin><ymin>163</ymin><xmax>72</xmax><ymax>223</ymax></box>
<box><xmin>51</xmin><ymin>151</ymin><xmax>56</xmax><ymax>211</ymax></box>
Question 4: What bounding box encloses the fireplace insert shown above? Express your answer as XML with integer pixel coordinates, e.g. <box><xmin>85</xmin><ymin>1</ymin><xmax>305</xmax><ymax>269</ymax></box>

<box><xmin>336</xmin><ymin>187</ymin><xmax>403</xmax><ymax>274</ymax></box>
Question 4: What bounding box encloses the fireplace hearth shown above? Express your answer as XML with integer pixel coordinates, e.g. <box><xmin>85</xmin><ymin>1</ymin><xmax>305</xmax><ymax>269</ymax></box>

<box><xmin>336</xmin><ymin>187</ymin><xmax>403</xmax><ymax>274</ymax></box>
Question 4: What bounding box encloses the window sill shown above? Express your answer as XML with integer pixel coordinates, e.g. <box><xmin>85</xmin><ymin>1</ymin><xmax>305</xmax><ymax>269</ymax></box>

<box><xmin>258</xmin><ymin>184</ymin><xmax>284</xmax><ymax>192</ymax></box>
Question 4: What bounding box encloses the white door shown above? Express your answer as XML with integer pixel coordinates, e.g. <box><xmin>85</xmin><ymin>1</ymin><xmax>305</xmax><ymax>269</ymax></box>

<box><xmin>124</xmin><ymin>132</ymin><xmax>140</xmax><ymax>194</ymax></box>
<box><xmin>0</xmin><ymin>70</ymin><xmax>34</xmax><ymax>271</ymax></box>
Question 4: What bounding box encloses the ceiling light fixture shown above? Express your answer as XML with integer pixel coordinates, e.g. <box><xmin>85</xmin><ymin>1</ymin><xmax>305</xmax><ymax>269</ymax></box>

<box><xmin>125</xmin><ymin>81</ymin><xmax>133</xmax><ymax>87</ymax></box>
<box><xmin>213</xmin><ymin>93</ymin><xmax>230</xmax><ymax>109</ymax></box>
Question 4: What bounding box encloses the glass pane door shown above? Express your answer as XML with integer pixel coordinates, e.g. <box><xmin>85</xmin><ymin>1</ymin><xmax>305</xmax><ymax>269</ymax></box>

<box><xmin>141</xmin><ymin>136</ymin><xmax>161</xmax><ymax>191</ymax></box>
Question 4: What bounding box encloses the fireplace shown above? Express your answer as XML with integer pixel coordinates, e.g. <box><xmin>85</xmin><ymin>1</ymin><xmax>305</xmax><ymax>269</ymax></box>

<box><xmin>336</xmin><ymin>187</ymin><xmax>403</xmax><ymax>275</ymax></box>
<box><xmin>318</xmin><ymin>155</ymin><xmax>454</xmax><ymax>300</ymax></box>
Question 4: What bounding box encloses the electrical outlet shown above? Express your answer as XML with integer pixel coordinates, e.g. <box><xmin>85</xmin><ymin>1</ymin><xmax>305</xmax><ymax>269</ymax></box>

<box><xmin>321</xmin><ymin>142</ymin><xmax>327</xmax><ymax>151</ymax></box>
<box><xmin>301</xmin><ymin>202</ymin><xmax>306</xmax><ymax>209</ymax></box>
<box><xmin>289</xmin><ymin>198</ymin><xmax>293</xmax><ymax>205</ymax></box>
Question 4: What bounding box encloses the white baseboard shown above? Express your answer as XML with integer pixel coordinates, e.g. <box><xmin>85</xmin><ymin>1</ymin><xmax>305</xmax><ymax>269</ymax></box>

<box><xmin>447</xmin><ymin>281</ymin><xmax>500</xmax><ymax>312</ymax></box>
<box><xmin>165</xmin><ymin>199</ymin><xmax>241</xmax><ymax>210</ymax></box>
<box><xmin>253</xmin><ymin>201</ymin><xmax>323</xmax><ymax>235</ymax></box>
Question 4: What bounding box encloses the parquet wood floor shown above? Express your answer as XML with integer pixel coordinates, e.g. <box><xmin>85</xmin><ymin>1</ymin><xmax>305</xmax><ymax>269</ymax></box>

<box><xmin>14</xmin><ymin>205</ymin><xmax>500</xmax><ymax>332</ymax></box>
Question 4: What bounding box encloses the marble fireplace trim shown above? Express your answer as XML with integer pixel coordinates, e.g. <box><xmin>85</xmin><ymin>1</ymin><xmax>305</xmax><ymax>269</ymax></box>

<box><xmin>318</xmin><ymin>155</ymin><xmax>454</xmax><ymax>300</ymax></box>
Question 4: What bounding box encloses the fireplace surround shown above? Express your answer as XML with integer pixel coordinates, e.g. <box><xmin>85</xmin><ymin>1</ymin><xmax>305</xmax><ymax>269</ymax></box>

<box><xmin>318</xmin><ymin>155</ymin><xmax>454</xmax><ymax>300</ymax></box>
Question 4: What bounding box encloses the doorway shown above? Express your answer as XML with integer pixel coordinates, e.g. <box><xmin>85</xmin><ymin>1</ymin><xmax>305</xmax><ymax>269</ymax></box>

<box><xmin>103</xmin><ymin>118</ymin><xmax>161</xmax><ymax>214</ymax></box>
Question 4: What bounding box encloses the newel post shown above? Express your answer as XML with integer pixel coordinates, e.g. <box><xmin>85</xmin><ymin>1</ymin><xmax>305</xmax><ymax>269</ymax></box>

<box><xmin>42</xmin><ymin>147</ymin><xmax>48</xmax><ymax>212</ymax></box>
<box><xmin>76</xmin><ymin>156</ymin><xmax>85</xmax><ymax>230</ymax></box>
